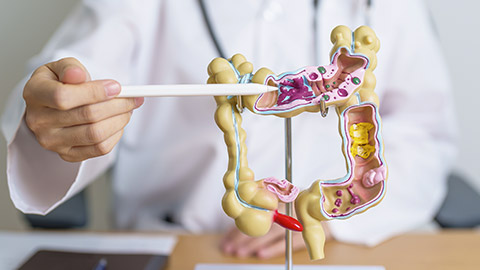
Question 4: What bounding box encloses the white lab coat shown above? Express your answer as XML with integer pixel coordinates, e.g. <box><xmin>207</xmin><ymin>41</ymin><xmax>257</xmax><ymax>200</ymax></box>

<box><xmin>2</xmin><ymin>0</ymin><xmax>456</xmax><ymax>246</ymax></box>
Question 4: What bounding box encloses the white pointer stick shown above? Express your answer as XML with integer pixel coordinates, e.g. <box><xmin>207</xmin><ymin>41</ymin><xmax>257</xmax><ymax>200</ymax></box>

<box><xmin>118</xmin><ymin>84</ymin><xmax>278</xmax><ymax>97</ymax></box>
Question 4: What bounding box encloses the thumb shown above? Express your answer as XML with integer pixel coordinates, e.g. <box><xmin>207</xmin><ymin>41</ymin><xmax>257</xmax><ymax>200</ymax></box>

<box><xmin>48</xmin><ymin>57</ymin><xmax>91</xmax><ymax>84</ymax></box>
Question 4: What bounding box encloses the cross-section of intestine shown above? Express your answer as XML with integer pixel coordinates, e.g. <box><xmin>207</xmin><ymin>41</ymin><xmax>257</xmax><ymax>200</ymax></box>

<box><xmin>318</xmin><ymin>104</ymin><xmax>386</xmax><ymax>219</ymax></box>
<box><xmin>208</xmin><ymin>25</ymin><xmax>386</xmax><ymax>261</ymax></box>
<box><xmin>253</xmin><ymin>48</ymin><xmax>369</xmax><ymax>115</ymax></box>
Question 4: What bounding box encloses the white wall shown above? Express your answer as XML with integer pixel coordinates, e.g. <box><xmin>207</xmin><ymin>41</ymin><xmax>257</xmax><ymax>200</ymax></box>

<box><xmin>0</xmin><ymin>0</ymin><xmax>479</xmax><ymax>230</ymax></box>
<box><xmin>425</xmin><ymin>0</ymin><xmax>480</xmax><ymax>190</ymax></box>
<box><xmin>0</xmin><ymin>0</ymin><xmax>80</xmax><ymax>230</ymax></box>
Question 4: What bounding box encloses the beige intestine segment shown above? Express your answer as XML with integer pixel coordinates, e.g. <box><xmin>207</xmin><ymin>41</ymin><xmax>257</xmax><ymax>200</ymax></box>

<box><xmin>209</xmin><ymin>55</ymin><xmax>280</xmax><ymax>237</ymax></box>
<box><xmin>295</xmin><ymin>25</ymin><xmax>382</xmax><ymax>260</ymax></box>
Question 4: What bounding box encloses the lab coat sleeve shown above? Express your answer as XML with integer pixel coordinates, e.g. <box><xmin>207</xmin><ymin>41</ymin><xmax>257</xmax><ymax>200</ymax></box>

<box><xmin>0</xmin><ymin>0</ymin><xmax>145</xmax><ymax>214</ymax></box>
<box><xmin>327</xmin><ymin>0</ymin><xmax>458</xmax><ymax>246</ymax></box>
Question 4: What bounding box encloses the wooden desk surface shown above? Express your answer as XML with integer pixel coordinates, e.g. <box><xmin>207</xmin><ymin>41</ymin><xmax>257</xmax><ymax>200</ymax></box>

<box><xmin>166</xmin><ymin>230</ymin><xmax>480</xmax><ymax>270</ymax></box>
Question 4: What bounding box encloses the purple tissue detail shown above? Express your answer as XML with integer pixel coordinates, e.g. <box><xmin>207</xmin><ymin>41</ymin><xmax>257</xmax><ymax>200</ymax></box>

<box><xmin>346</xmin><ymin>207</ymin><xmax>351</xmax><ymax>211</ymax></box>
<box><xmin>347</xmin><ymin>183</ymin><xmax>360</xmax><ymax>204</ymax></box>
<box><xmin>332</xmin><ymin>208</ymin><xmax>339</xmax><ymax>213</ymax></box>
<box><xmin>336</xmin><ymin>190</ymin><xmax>343</xmax><ymax>196</ymax></box>
<box><xmin>337</xmin><ymin>88</ymin><xmax>348</xmax><ymax>97</ymax></box>
<box><xmin>350</xmin><ymin>195</ymin><xmax>360</xmax><ymax>205</ymax></box>
<box><xmin>277</xmin><ymin>77</ymin><xmax>315</xmax><ymax>106</ymax></box>
<box><xmin>309</xmin><ymin>73</ymin><xmax>319</xmax><ymax>80</ymax></box>
<box><xmin>335</xmin><ymin>198</ymin><xmax>342</xmax><ymax>207</ymax></box>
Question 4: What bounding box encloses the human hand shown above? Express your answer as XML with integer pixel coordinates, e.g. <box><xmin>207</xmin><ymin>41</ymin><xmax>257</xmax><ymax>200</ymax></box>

<box><xmin>220</xmin><ymin>205</ymin><xmax>334</xmax><ymax>260</ymax></box>
<box><xmin>220</xmin><ymin>223</ymin><xmax>306</xmax><ymax>259</ymax></box>
<box><xmin>23</xmin><ymin>57</ymin><xmax>144</xmax><ymax>162</ymax></box>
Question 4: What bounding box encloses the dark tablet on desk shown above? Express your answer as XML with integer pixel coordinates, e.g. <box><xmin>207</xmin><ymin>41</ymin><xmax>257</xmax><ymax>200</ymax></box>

<box><xmin>17</xmin><ymin>249</ymin><xmax>168</xmax><ymax>270</ymax></box>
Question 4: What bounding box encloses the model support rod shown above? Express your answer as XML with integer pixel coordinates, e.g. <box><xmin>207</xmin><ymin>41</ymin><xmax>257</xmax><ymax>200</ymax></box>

<box><xmin>285</xmin><ymin>117</ymin><xmax>293</xmax><ymax>270</ymax></box>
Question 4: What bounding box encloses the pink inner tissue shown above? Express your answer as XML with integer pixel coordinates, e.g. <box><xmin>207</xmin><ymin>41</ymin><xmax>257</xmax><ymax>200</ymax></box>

<box><xmin>263</xmin><ymin>177</ymin><xmax>299</xmax><ymax>203</ymax></box>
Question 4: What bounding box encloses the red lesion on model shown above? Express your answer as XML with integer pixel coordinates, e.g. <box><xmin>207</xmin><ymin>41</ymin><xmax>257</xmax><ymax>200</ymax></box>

<box><xmin>273</xmin><ymin>210</ymin><xmax>303</xmax><ymax>232</ymax></box>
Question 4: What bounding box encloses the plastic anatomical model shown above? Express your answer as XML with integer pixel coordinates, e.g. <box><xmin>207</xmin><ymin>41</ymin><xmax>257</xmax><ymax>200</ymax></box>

<box><xmin>208</xmin><ymin>25</ymin><xmax>387</xmax><ymax>260</ymax></box>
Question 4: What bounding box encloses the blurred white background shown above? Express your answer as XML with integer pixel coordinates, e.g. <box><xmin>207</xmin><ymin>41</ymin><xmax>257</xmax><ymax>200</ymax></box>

<box><xmin>0</xmin><ymin>0</ymin><xmax>479</xmax><ymax>230</ymax></box>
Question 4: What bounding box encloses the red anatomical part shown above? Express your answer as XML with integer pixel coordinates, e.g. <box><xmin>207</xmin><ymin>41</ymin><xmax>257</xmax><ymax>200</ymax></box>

<box><xmin>273</xmin><ymin>210</ymin><xmax>304</xmax><ymax>232</ymax></box>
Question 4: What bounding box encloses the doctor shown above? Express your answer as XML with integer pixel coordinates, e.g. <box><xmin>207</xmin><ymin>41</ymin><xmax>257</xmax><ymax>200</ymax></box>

<box><xmin>2</xmin><ymin>0</ymin><xmax>456</xmax><ymax>259</ymax></box>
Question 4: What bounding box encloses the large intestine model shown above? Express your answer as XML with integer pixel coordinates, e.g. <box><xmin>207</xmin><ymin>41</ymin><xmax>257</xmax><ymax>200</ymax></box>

<box><xmin>208</xmin><ymin>25</ymin><xmax>387</xmax><ymax>260</ymax></box>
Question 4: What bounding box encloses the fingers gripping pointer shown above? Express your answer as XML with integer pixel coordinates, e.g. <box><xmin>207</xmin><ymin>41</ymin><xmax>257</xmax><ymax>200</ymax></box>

<box><xmin>23</xmin><ymin>57</ymin><xmax>144</xmax><ymax>162</ymax></box>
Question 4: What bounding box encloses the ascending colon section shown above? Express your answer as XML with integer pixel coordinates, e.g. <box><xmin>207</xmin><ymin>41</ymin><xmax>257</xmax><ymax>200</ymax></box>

<box><xmin>210</xmin><ymin>54</ymin><xmax>303</xmax><ymax>237</ymax></box>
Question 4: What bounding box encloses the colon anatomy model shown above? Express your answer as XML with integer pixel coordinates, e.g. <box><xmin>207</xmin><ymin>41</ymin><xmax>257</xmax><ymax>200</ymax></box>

<box><xmin>208</xmin><ymin>25</ymin><xmax>387</xmax><ymax>260</ymax></box>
